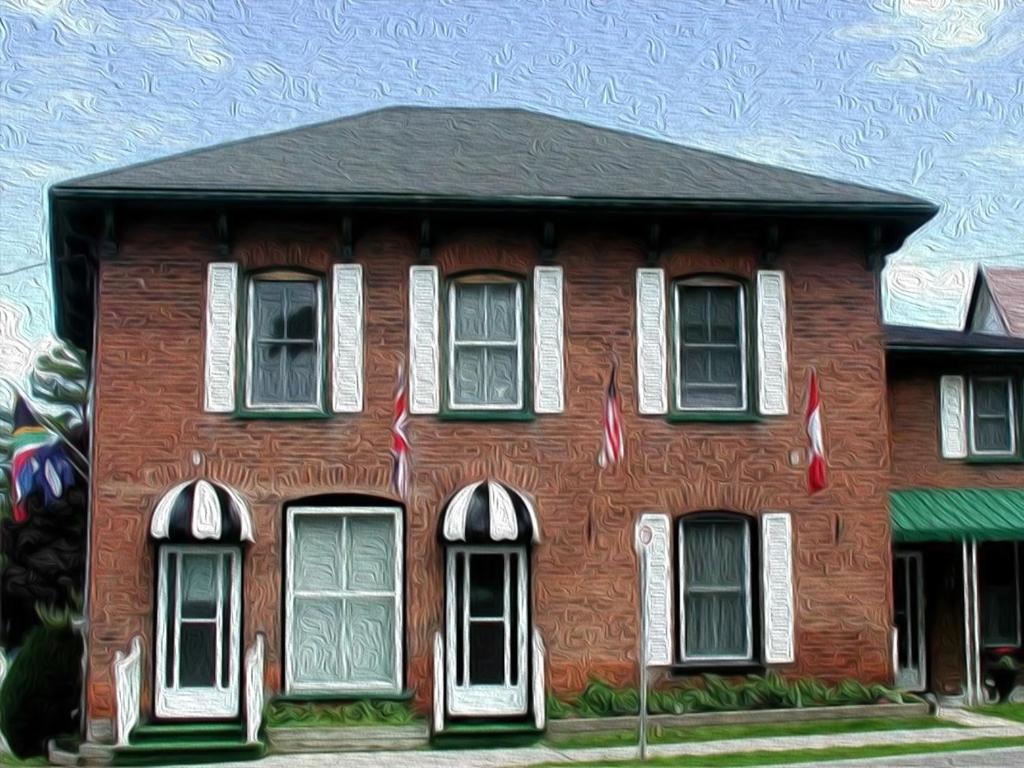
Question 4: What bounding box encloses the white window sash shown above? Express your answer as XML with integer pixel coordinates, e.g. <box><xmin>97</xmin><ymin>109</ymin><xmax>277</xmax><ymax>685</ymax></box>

<box><xmin>674</xmin><ymin>279</ymin><xmax>748</xmax><ymax>413</ymax></box>
<box><xmin>284</xmin><ymin>506</ymin><xmax>403</xmax><ymax>694</ymax></box>
<box><xmin>968</xmin><ymin>376</ymin><xmax>1017</xmax><ymax>457</ymax></box>
<box><xmin>245</xmin><ymin>276</ymin><xmax>325</xmax><ymax>411</ymax></box>
<box><xmin>678</xmin><ymin>519</ymin><xmax>753</xmax><ymax>663</ymax></box>
<box><xmin>447</xmin><ymin>281</ymin><xmax>525</xmax><ymax>411</ymax></box>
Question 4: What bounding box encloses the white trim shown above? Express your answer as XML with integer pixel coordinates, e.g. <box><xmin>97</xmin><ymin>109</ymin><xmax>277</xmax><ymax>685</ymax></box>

<box><xmin>488</xmin><ymin>482</ymin><xmax>518</xmax><ymax>541</ymax></box>
<box><xmin>409</xmin><ymin>265</ymin><xmax>441</xmax><ymax>414</ymax></box>
<box><xmin>678</xmin><ymin>516</ymin><xmax>754</xmax><ymax>663</ymax></box>
<box><xmin>432</xmin><ymin>630</ymin><xmax>445</xmax><ymax>733</ymax></box>
<box><xmin>635</xmin><ymin>513</ymin><xmax>673</xmax><ymax>666</ymax></box>
<box><xmin>191</xmin><ymin>479</ymin><xmax>222</xmax><ymax>540</ymax></box>
<box><xmin>221</xmin><ymin>484</ymin><xmax>256</xmax><ymax>543</ymax></box>
<box><xmin>447</xmin><ymin>279</ymin><xmax>525</xmax><ymax>411</ymax></box>
<box><xmin>674</xmin><ymin>277</ymin><xmax>748</xmax><ymax>413</ymax></box>
<box><xmin>155</xmin><ymin>545</ymin><xmax>241</xmax><ymax>719</ymax></box>
<box><xmin>756</xmin><ymin>271</ymin><xmax>789</xmax><ymax>416</ymax></box>
<box><xmin>150</xmin><ymin>479</ymin><xmax>193</xmax><ymax>539</ymax></box>
<box><xmin>284</xmin><ymin>506</ymin><xmax>403</xmax><ymax>695</ymax></box>
<box><xmin>113</xmin><ymin>636</ymin><xmax>142</xmax><ymax>747</ymax></box>
<box><xmin>940</xmin><ymin>375</ymin><xmax>969</xmax><ymax>459</ymax></box>
<box><xmin>532</xmin><ymin>629</ymin><xmax>546</xmax><ymax>731</ymax></box>
<box><xmin>761</xmin><ymin>512</ymin><xmax>795</xmax><ymax>665</ymax></box>
<box><xmin>968</xmin><ymin>375</ymin><xmax>1017</xmax><ymax>457</ymax></box>
<box><xmin>894</xmin><ymin>551</ymin><xmax>926</xmax><ymax>691</ymax></box>
<box><xmin>980</xmin><ymin>541</ymin><xmax>1022</xmax><ymax>649</ymax></box>
<box><xmin>533</xmin><ymin>266</ymin><xmax>565</xmax><ymax>413</ymax></box>
<box><xmin>244</xmin><ymin>274</ymin><xmax>325</xmax><ymax>412</ymax></box>
<box><xmin>244</xmin><ymin>634</ymin><xmax>266</xmax><ymax>744</ymax></box>
<box><xmin>331</xmin><ymin>264</ymin><xmax>365</xmax><ymax>413</ymax></box>
<box><xmin>635</xmin><ymin>268</ymin><xmax>668</xmax><ymax>414</ymax></box>
<box><xmin>446</xmin><ymin>546</ymin><xmax>529</xmax><ymax>716</ymax></box>
<box><xmin>204</xmin><ymin>262</ymin><xmax>238</xmax><ymax>413</ymax></box>
<box><xmin>442</xmin><ymin>481</ymin><xmax>484</xmax><ymax>542</ymax></box>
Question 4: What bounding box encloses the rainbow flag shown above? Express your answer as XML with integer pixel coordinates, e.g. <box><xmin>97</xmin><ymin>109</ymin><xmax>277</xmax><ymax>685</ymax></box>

<box><xmin>10</xmin><ymin>395</ymin><xmax>75</xmax><ymax>522</ymax></box>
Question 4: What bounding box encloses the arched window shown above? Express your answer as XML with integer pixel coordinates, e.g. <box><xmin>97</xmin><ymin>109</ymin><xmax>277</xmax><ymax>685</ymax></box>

<box><xmin>678</xmin><ymin>513</ymin><xmax>755</xmax><ymax>663</ymax></box>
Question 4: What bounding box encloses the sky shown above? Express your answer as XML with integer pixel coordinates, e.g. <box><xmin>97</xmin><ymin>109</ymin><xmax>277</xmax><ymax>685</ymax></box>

<box><xmin>2</xmin><ymin>0</ymin><xmax>1023</xmax><ymax>382</ymax></box>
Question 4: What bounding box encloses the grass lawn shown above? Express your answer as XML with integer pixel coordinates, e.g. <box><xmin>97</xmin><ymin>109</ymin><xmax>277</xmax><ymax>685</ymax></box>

<box><xmin>546</xmin><ymin>716</ymin><xmax>955</xmax><ymax>750</ymax></box>
<box><xmin>971</xmin><ymin>702</ymin><xmax>1024</xmax><ymax>724</ymax></box>
<box><xmin>532</xmin><ymin>735</ymin><xmax>1024</xmax><ymax>767</ymax></box>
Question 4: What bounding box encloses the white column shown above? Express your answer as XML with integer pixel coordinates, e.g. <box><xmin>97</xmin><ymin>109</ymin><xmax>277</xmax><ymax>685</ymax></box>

<box><xmin>962</xmin><ymin>539</ymin><xmax>983</xmax><ymax>706</ymax></box>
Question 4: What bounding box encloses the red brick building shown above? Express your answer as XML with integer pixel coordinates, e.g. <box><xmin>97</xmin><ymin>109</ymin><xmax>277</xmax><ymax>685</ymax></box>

<box><xmin>48</xmin><ymin>107</ymin><xmax>943</xmax><ymax>748</ymax></box>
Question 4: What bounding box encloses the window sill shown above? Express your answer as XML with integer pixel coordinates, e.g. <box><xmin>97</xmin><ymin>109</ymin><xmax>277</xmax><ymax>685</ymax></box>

<box><xmin>666</xmin><ymin>411</ymin><xmax>762</xmax><ymax>424</ymax></box>
<box><xmin>963</xmin><ymin>455</ymin><xmax>1024</xmax><ymax>465</ymax></box>
<box><xmin>231</xmin><ymin>409</ymin><xmax>332</xmax><ymax>421</ymax></box>
<box><xmin>274</xmin><ymin>688</ymin><xmax>414</xmax><ymax>703</ymax></box>
<box><xmin>438</xmin><ymin>409</ymin><xmax>536</xmax><ymax>422</ymax></box>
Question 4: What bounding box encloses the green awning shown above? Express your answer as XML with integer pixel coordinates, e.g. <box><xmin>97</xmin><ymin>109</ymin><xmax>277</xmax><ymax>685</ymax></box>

<box><xmin>892</xmin><ymin>488</ymin><xmax>1024</xmax><ymax>543</ymax></box>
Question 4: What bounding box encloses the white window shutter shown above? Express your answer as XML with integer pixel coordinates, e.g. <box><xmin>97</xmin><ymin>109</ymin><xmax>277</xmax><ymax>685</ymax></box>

<box><xmin>761</xmin><ymin>512</ymin><xmax>795</xmax><ymax>664</ymax></box>
<box><xmin>203</xmin><ymin>262</ymin><xmax>238</xmax><ymax>413</ymax></box>
<box><xmin>940</xmin><ymin>375</ymin><xmax>968</xmax><ymax>459</ymax></box>
<box><xmin>635</xmin><ymin>513</ymin><xmax>673</xmax><ymax>666</ymax></box>
<box><xmin>533</xmin><ymin>266</ymin><xmax>565</xmax><ymax>414</ymax></box>
<box><xmin>409</xmin><ymin>265</ymin><xmax>440</xmax><ymax>414</ymax></box>
<box><xmin>636</xmin><ymin>268</ymin><xmax>667</xmax><ymax>414</ymax></box>
<box><xmin>756</xmin><ymin>270</ymin><xmax>789</xmax><ymax>416</ymax></box>
<box><xmin>331</xmin><ymin>264</ymin><xmax>364</xmax><ymax>412</ymax></box>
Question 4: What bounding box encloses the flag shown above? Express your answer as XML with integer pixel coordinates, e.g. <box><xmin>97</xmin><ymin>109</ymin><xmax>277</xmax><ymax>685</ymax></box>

<box><xmin>805</xmin><ymin>369</ymin><xmax>827</xmax><ymax>494</ymax></box>
<box><xmin>598</xmin><ymin>362</ymin><xmax>625</xmax><ymax>469</ymax></box>
<box><xmin>390</xmin><ymin>361</ymin><xmax>410</xmax><ymax>501</ymax></box>
<box><xmin>10</xmin><ymin>395</ymin><xmax>75</xmax><ymax>522</ymax></box>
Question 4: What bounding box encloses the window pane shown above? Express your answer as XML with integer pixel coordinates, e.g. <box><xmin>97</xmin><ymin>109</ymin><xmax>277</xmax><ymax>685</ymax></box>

<box><xmin>486</xmin><ymin>348</ymin><xmax>520</xmax><ymax>405</ymax></box>
<box><xmin>180</xmin><ymin>553</ymin><xmax>219</xmax><ymax>620</ymax></box>
<box><xmin>973</xmin><ymin>379</ymin><xmax>1013</xmax><ymax>453</ymax></box>
<box><xmin>346</xmin><ymin>515</ymin><xmax>395</xmax><ymax>592</ymax></box>
<box><xmin>710</xmin><ymin>348</ymin><xmax>742</xmax><ymax>384</ymax></box>
<box><xmin>977</xmin><ymin>417</ymin><xmax>1013</xmax><ymax>453</ymax></box>
<box><xmin>252</xmin><ymin>342</ymin><xmax>285</xmax><ymax>404</ymax></box>
<box><xmin>469</xmin><ymin>622</ymin><xmax>506</xmax><ymax>685</ymax></box>
<box><xmin>975</xmin><ymin>379</ymin><xmax>1010</xmax><ymax>417</ymax></box>
<box><xmin>285</xmin><ymin>345</ymin><xmax>318</xmax><ymax>405</ymax></box>
<box><xmin>709</xmin><ymin>287</ymin><xmax>740</xmax><ymax>343</ymax></box>
<box><xmin>453</xmin><ymin>347</ymin><xmax>486</xmax><ymax>404</ymax></box>
<box><xmin>285</xmin><ymin>282</ymin><xmax>317</xmax><ymax>340</ymax></box>
<box><xmin>683</xmin><ymin>349</ymin><xmax>710</xmax><ymax>383</ymax></box>
<box><xmin>681</xmin><ymin>288</ymin><xmax>709</xmax><ymax>344</ymax></box>
<box><xmin>685</xmin><ymin>521</ymin><xmax>746</xmax><ymax>587</ymax></box>
<box><xmin>487</xmin><ymin>284</ymin><xmax>517</xmax><ymax>342</ymax></box>
<box><xmin>292</xmin><ymin>597</ymin><xmax>345</xmax><ymax>685</ymax></box>
<box><xmin>677</xmin><ymin>282</ymin><xmax>745</xmax><ymax>410</ymax></box>
<box><xmin>179</xmin><ymin>623</ymin><xmax>217</xmax><ymax>687</ymax></box>
<box><xmin>682</xmin><ymin>385</ymin><xmax>743</xmax><ymax>410</ymax></box>
<box><xmin>293</xmin><ymin>515</ymin><xmax>345</xmax><ymax>592</ymax></box>
<box><xmin>343</xmin><ymin>597</ymin><xmax>396</xmax><ymax>684</ymax></box>
<box><xmin>455</xmin><ymin>284</ymin><xmax>486</xmax><ymax>341</ymax></box>
<box><xmin>254</xmin><ymin>282</ymin><xmax>285</xmax><ymax>339</ymax></box>
<box><xmin>685</xmin><ymin>592</ymin><xmax>748</xmax><ymax>658</ymax></box>
<box><xmin>469</xmin><ymin>554</ymin><xmax>505</xmax><ymax>618</ymax></box>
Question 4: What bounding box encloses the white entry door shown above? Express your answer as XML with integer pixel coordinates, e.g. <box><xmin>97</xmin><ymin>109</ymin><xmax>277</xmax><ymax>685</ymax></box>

<box><xmin>155</xmin><ymin>546</ymin><xmax>241</xmax><ymax>719</ymax></box>
<box><xmin>894</xmin><ymin>551</ymin><xmax>926</xmax><ymax>691</ymax></box>
<box><xmin>446</xmin><ymin>547</ymin><xmax>528</xmax><ymax>716</ymax></box>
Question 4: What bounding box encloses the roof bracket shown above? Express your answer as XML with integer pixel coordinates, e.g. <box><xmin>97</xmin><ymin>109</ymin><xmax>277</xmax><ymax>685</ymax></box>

<box><xmin>759</xmin><ymin>224</ymin><xmax>780</xmax><ymax>267</ymax></box>
<box><xmin>101</xmin><ymin>208</ymin><xmax>116</xmax><ymax>259</ymax></box>
<box><xmin>540</xmin><ymin>221</ymin><xmax>556</xmax><ymax>261</ymax></box>
<box><xmin>419</xmin><ymin>217</ymin><xmax>432</xmax><ymax>263</ymax></box>
<box><xmin>646</xmin><ymin>222</ymin><xmax>661</xmax><ymax>264</ymax></box>
<box><xmin>217</xmin><ymin>211</ymin><xmax>231</xmax><ymax>261</ymax></box>
<box><xmin>338</xmin><ymin>216</ymin><xmax>354</xmax><ymax>261</ymax></box>
<box><xmin>866</xmin><ymin>223</ymin><xmax>884</xmax><ymax>271</ymax></box>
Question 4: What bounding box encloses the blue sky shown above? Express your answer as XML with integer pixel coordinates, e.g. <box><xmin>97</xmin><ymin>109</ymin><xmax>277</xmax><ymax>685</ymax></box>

<box><xmin>2</xmin><ymin>0</ymin><xmax>1023</xmax><ymax>361</ymax></box>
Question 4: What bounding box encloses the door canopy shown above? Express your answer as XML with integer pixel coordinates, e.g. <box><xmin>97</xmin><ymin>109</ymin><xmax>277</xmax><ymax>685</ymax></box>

<box><xmin>150</xmin><ymin>478</ymin><xmax>255</xmax><ymax>543</ymax></box>
<box><xmin>440</xmin><ymin>479</ymin><xmax>539</xmax><ymax>545</ymax></box>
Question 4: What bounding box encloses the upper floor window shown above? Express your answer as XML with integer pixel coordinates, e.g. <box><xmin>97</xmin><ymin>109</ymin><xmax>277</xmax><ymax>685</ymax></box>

<box><xmin>447</xmin><ymin>276</ymin><xmax>525</xmax><ymax>411</ymax></box>
<box><xmin>969</xmin><ymin>375</ymin><xmax>1017</xmax><ymax>457</ymax></box>
<box><xmin>246</xmin><ymin>273</ymin><xmax>324</xmax><ymax>411</ymax></box>
<box><xmin>678</xmin><ymin>514</ymin><xmax>753</xmax><ymax>662</ymax></box>
<box><xmin>674</xmin><ymin>278</ymin><xmax>748</xmax><ymax>412</ymax></box>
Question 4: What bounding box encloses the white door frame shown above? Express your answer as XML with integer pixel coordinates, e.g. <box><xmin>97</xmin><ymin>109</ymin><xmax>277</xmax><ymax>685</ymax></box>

<box><xmin>894</xmin><ymin>550</ymin><xmax>927</xmax><ymax>692</ymax></box>
<box><xmin>445</xmin><ymin>545</ymin><xmax>529</xmax><ymax>717</ymax></box>
<box><xmin>155</xmin><ymin>545</ymin><xmax>242</xmax><ymax>719</ymax></box>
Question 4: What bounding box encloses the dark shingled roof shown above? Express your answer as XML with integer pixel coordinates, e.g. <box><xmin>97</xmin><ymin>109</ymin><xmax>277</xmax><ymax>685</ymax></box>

<box><xmin>53</xmin><ymin>106</ymin><xmax>936</xmax><ymax>215</ymax></box>
<box><xmin>886</xmin><ymin>324</ymin><xmax>1024</xmax><ymax>354</ymax></box>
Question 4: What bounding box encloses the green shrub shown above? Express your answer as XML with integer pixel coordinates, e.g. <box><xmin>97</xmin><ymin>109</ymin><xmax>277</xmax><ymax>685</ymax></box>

<box><xmin>264</xmin><ymin>698</ymin><xmax>421</xmax><ymax>728</ymax></box>
<box><xmin>0</xmin><ymin>622</ymin><xmax>82</xmax><ymax>757</ymax></box>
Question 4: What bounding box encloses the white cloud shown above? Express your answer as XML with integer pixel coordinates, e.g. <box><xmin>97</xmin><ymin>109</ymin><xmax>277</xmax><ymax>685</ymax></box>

<box><xmin>895</xmin><ymin>0</ymin><xmax>1005</xmax><ymax>51</ymax></box>
<box><xmin>0</xmin><ymin>300</ymin><xmax>37</xmax><ymax>409</ymax></box>
<box><xmin>967</xmin><ymin>139</ymin><xmax>1024</xmax><ymax>168</ymax></box>
<box><xmin>871</xmin><ymin>54</ymin><xmax>926</xmax><ymax>81</ymax></box>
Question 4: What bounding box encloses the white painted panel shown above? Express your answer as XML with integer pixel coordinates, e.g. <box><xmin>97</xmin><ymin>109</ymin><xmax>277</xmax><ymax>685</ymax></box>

<box><xmin>756</xmin><ymin>270</ymin><xmax>789</xmax><ymax>416</ymax></box>
<box><xmin>409</xmin><ymin>266</ymin><xmax>440</xmax><ymax>414</ymax></box>
<box><xmin>940</xmin><ymin>375</ymin><xmax>968</xmax><ymax>459</ymax></box>
<box><xmin>203</xmin><ymin>262</ymin><xmax>238</xmax><ymax>412</ymax></box>
<box><xmin>635</xmin><ymin>513</ymin><xmax>672</xmax><ymax>665</ymax></box>
<box><xmin>533</xmin><ymin>266</ymin><xmax>565</xmax><ymax>413</ymax></box>
<box><xmin>636</xmin><ymin>268</ymin><xmax>667</xmax><ymax>414</ymax></box>
<box><xmin>762</xmin><ymin>512</ymin><xmax>795</xmax><ymax>665</ymax></box>
<box><xmin>532</xmin><ymin>629</ymin><xmax>546</xmax><ymax>731</ymax></box>
<box><xmin>331</xmin><ymin>264</ymin><xmax>364</xmax><ymax>412</ymax></box>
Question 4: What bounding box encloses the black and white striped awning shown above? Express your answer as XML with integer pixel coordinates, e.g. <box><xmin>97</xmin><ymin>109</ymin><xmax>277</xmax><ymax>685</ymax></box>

<box><xmin>150</xmin><ymin>479</ymin><xmax>255</xmax><ymax>543</ymax></box>
<box><xmin>440</xmin><ymin>480</ymin><xmax>539</xmax><ymax>544</ymax></box>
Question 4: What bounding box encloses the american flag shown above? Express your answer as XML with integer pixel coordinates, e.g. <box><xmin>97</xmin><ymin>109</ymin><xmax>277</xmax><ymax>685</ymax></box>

<box><xmin>598</xmin><ymin>362</ymin><xmax>625</xmax><ymax>469</ymax></box>
<box><xmin>806</xmin><ymin>369</ymin><xmax>827</xmax><ymax>494</ymax></box>
<box><xmin>391</xmin><ymin>361</ymin><xmax>411</xmax><ymax>501</ymax></box>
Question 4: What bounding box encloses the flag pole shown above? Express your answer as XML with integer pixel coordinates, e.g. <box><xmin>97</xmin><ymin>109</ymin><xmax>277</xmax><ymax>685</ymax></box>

<box><xmin>3</xmin><ymin>378</ymin><xmax>90</xmax><ymax>480</ymax></box>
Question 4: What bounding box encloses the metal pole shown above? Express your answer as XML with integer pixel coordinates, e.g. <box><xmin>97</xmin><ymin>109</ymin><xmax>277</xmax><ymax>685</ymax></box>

<box><xmin>962</xmin><ymin>539</ymin><xmax>974</xmax><ymax>705</ymax></box>
<box><xmin>639</xmin><ymin>545</ymin><xmax>648</xmax><ymax>762</ymax></box>
<box><xmin>972</xmin><ymin>539</ymin><xmax>982</xmax><ymax>704</ymax></box>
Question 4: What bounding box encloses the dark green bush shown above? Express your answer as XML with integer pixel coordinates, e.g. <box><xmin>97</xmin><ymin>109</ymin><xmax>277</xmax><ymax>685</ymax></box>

<box><xmin>264</xmin><ymin>698</ymin><xmax>421</xmax><ymax>728</ymax></box>
<box><xmin>0</xmin><ymin>621</ymin><xmax>82</xmax><ymax>757</ymax></box>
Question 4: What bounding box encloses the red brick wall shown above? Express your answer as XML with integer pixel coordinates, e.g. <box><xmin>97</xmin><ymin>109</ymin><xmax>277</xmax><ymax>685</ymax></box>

<box><xmin>86</xmin><ymin>211</ymin><xmax>895</xmax><ymax>725</ymax></box>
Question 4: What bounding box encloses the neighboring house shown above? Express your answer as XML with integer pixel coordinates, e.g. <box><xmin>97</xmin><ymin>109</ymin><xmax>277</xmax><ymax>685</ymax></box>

<box><xmin>47</xmin><ymin>107</ymin><xmax>937</xmax><ymax>749</ymax></box>
<box><xmin>887</xmin><ymin>273</ymin><xmax>1024</xmax><ymax>704</ymax></box>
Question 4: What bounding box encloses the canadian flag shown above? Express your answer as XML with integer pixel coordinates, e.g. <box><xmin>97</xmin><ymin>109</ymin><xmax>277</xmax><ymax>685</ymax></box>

<box><xmin>806</xmin><ymin>370</ymin><xmax>827</xmax><ymax>494</ymax></box>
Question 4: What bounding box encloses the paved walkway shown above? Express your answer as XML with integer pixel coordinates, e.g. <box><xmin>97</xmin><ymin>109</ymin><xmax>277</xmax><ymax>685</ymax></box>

<box><xmin>213</xmin><ymin>711</ymin><xmax>1024</xmax><ymax>768</ymax></box>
